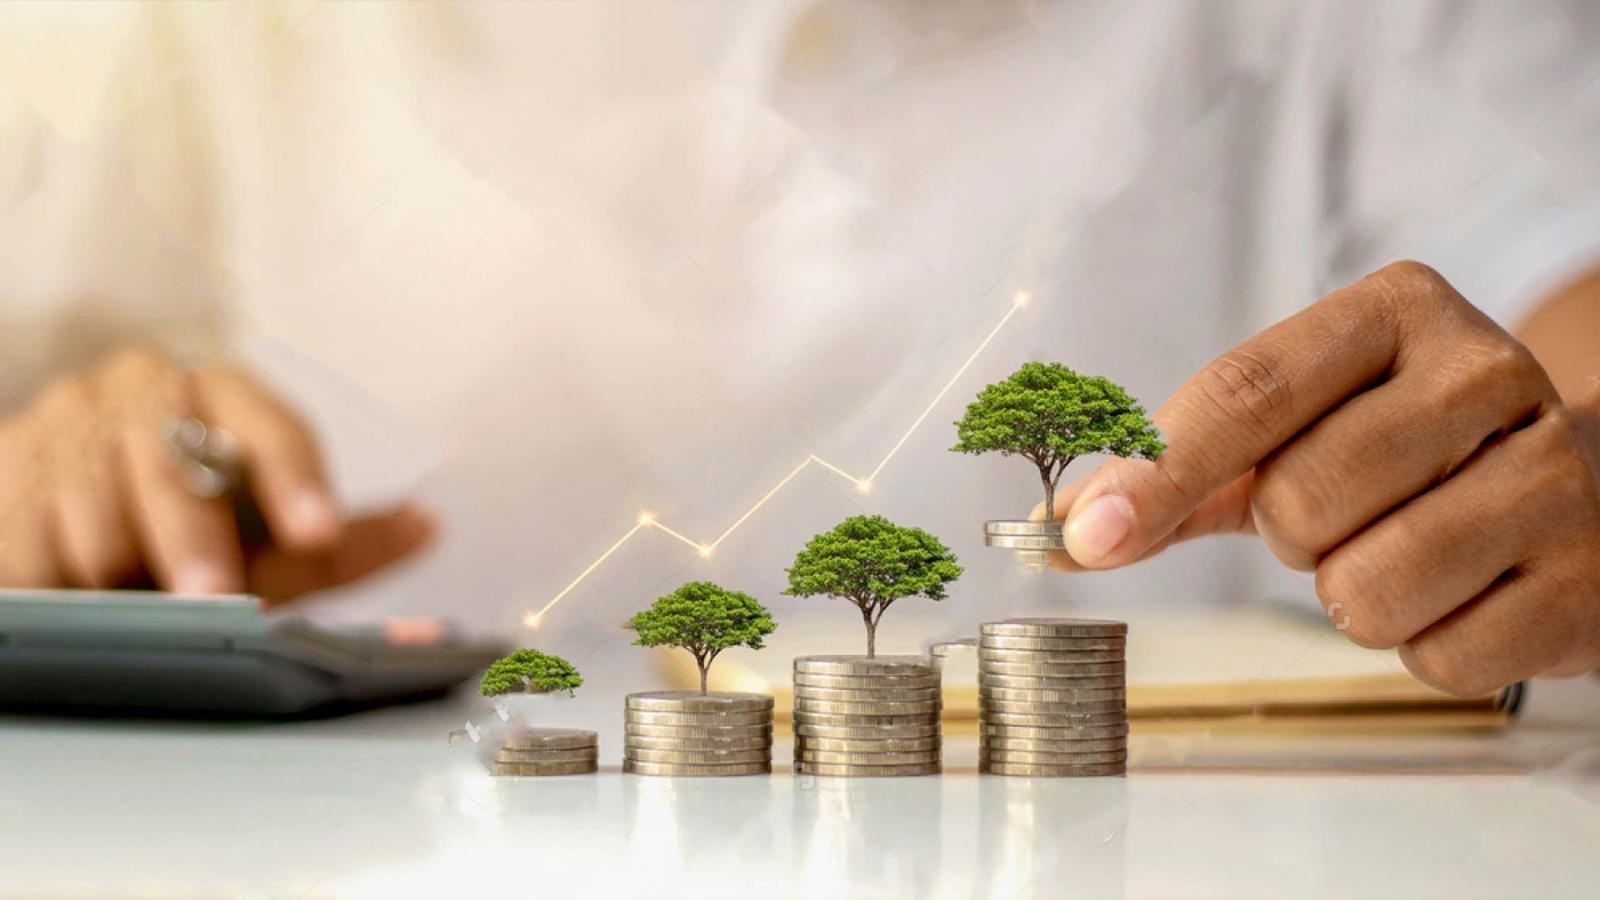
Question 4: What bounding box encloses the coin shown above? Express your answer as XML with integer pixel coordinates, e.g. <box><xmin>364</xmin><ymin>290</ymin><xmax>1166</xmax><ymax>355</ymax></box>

<box><xmin>624</xmin><ymin>747</ymin><xmax>771</xmax><ymax>764</ymax></box>
<box><xmin>977</xmin><ymin>674</ymin><xmax>1125</xmax><ymax>692</ymax></box>
<box><xmin>794</xmin><ymin>761</ymin><xmax>941</xmax><ymax>777</ymax></box>
<box><xmin>793</xmin><ymin>672</ymin><xmax>941</xmax><ymax>690</ymax></box>
<box><xmin>979</xmin><ymin>659</ymin><xmax>1127</xmax><ymax>678</ymax></box>
<box><xmin>980</xmin><ymin>697</ymin><xmax>1126</xmax><ymax>715</ymax></box>
<box><xmin>980</xmin><ymin>761</ymin><xmax>1126</xmax><ymax>777</ymax></box>
<box><xmin>795</xmin><ymin>711</ymin><xmax>939</xmax><ymax>727</ymax></box>
<box><xmin>500</xmin><ymin>728</ymin><xmax>600</xmax><ymax>751</ymax></box>
<box><xmin>794</xmin><ymin>698</ymin><xmax>941</xmax><ymax>716</ymax></box>
<box><xmin>794</xmin><ymin>722</ymin><xmax>941</xmax><ymax>740</ymax></box>
<box><xmin>625</xmin><ymin>722</ymin><xmax>773</xmax><ymax>738</ymax></box>
<box><xmin>978</xmin><ymin>635</ymin><xmax>1125</xmax><ymax>652</ymax></box>
<box><xmin>623</xmin><ymin>760</ymin><xmax>771</xmax><ymax>777</ymax></box>
<box><xmin>979</xmin><ymin>736</ymin><xmax>1126</xmax><ymax>753</ymax></box>
<box><xmin>491</xmin><ymin>760</ymin><xmax>599</xmax><ymax>777</ymax></box>
<box><xmin>794</xmin><ymin>736</ymin><xmax>941</xmax><ymax>752</ymax></box>
<box><xmin>495</xmin><ymin>747</ymin><xmax>599</xmax><ymax>764</ymax></box>
<box><xmin>980</xmin><ymin>748</ymin><xmax>1127</xmax><ymax>764</ymax></box>
<box><xmin>983</xmin><ymin>520</ymin><xmax>1066</xmax><ymax>535</ymax></box>
<box><xmin>980</xmin><ymin>710</ymin><xmax>1127</xmax><ymax>727</ymax></box>
<box><xmin>978</xmin><ymin>638</ymin><xmax>1125</xmax><ymax>657</ymax></box>
<box><xmin>983</xmin><ymin>534</ymin><xmax>1066</xmax><ymax>550</ymax></box>
<box><xmin>624</xmin><ymin>710</ymin><xmax>772</xmax><ymax>727</ymax></box>
<box><xmin>794</xmin><ymin>655</ymin><xmax>935</xmax><ymax>676</ymax></box>
<box><xmin>981</xmin><ymin>618</ymin><xmax>1128</xmax><ymax>636</ymax></box>
<box><xmin>624</xmin><ymin>734</ymin><xmax>772</xmax><ymax>751</ymax></box>
<box><xmin>979</xmin><ymin>686</ymin><xmax>1127</xmax><ymax>703</ymax></box>
<box><xmin>797</xmin><ymin>749</ymin><xmax>941</xmax><ymax>766</ymax></box>
<box><xmin>792</xmin><ymin>685</ymin><xmax>941</xmax><ymax>703</ymax></box>
<box><xmin>980</xmin><ymin>723</ymin><xmax>1129</xmax><ymax>740</ymax></box>
<box><xmin>625</xmin><ymin>691</ymin><xmax>774</xmax><ymax>713</ymax></box>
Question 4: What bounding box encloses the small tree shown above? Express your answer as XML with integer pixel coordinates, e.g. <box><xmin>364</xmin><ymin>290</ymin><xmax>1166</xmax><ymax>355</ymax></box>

<box><xmin>628</xmin><ymin>581</ymin><xmax>777</xmax><ymax>694</ymax></box>
<box><xmin>479</xmin><ymin>648</ymin><xmax>584</xmax><ymax>697</ymax></box>
<box><xmin>784</xmin><ymin>515</ymin><xmax>962</xmax><ymax>657</ymax></box>
<box><xmin>952</xmin><ymin>361</ymin><xmax>1164</xmax><ymax>521</ymax></box>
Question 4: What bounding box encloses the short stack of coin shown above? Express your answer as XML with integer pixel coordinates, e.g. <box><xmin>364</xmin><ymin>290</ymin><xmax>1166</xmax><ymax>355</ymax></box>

<box><xmin>793</xmin><ymin>655</ymin><xmax>942</xmax><ymax>777</ymax></box>
<box><xmin>622</xmin><ymin>691</ymin><xmax>774</xmax><ymax>777</ymax></box>
<box><xmin>978</xmin><ymin>618</ymin><xmax>1128</xmax><ymax>777</ymax></box>
<box><xmin>983</xmin><ymin>521</ymin><xmax>1065</xmax><ymax>550</ymax></box>
<box><xmin>491</xmin><ymin>727</ymin><xmax>600</xmax><ymax>776</ymax></box>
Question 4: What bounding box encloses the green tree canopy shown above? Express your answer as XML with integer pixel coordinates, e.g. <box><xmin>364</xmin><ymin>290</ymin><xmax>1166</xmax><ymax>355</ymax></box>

<box><xmin>479</xmin><ymin>648</ymin><xmax>584</xmax><ymax>697</ymax></box>
<box><xmin>952</xmin><ymin>361</ymin><xmax>1164</xmax><ymax>520</ymax></box>
<box><xmin>783</xmin><ymin>515</ymin><xmax>962</xmax><ymax>657</ymax></box>
<box><xmin>628</xmin><ymin>581</ymin><xmax>777</xmax><ymax>694</ymax></box>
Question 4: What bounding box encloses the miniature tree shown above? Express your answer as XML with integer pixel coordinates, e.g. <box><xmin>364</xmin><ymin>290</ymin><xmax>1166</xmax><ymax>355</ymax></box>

<box><xmin>628</xmin><ymin>581</ymin><xmax>777</xmax><ymax>694</ymax></box>
<box><xmin>784</xmin><ymin>515</ymin><xmax>962</xmax><ymax>657</ymax></box>
<box><xmin>952</xmin><ymin>361</ymin><xmax>1165</xmax><ymax>521</ymax></box>
<box><xmin>479</xmin><ymin>648</ymin><xmax>584</xmax><ymax>697</ymax></box>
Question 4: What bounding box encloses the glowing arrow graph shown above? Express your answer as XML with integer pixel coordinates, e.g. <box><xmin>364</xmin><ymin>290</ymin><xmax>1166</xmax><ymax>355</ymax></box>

<box><xmin>526</xmin><ymin>290</ymin><xmax>1031</xmax><ymax>628</ymax></box>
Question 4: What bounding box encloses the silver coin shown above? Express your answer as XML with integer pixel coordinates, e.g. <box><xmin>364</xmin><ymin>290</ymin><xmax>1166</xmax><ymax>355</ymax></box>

<box><xmin>623</xmin><ymin>759</ymin><xmax>771</xmax><ymax>777</ymax></box>
<box><xmin>624</xmin><ymin>734</ymin><xmax>772</xmax><ymax>752</ymax></box>
<box><xmin>977</xmin><ymin>635</ymin><xmax>1125</xmax><ymax>652</ymax></box>
<box><xmin>797</xmin><ymin>749</ymin><xmax>941</xmax><ymax>766</ymax></box>
<box><xmin>980</xmin><ymin>761</ymin><xmax>1126</xmax><ymax>777</ymax></box>
<box><xmin>625</xmin><ymin>691</ymin><xmax>774</xmax><ymax>713</ymax></box>
<box><xmin>979</xmin><ymin>637</ymin><xmax>1126</xmax><ymax>656</ymax></box>
<box><xmin>980</xmin><ymin>723</ymin><xmax>1129</xmax><ymax>740</ymax></box>
<box><xmin>793</xmin><ymin>685</ymin><xmax>941</xmax><ymax>703</ymax></box>
<box><xmin>794</xmin><ymin>655</ymin><xmax>935</xmax><ymax>676</ymax></box>
<box><xmin>491</xmin><ymin>760</ymin><xmax>599</xmax><ymax>777</ymax></box>
<box><xmin>979</xmin><ymin>686</ymin><xmax>1127</xmax><ymax>703</ymax></box>
<box><xmin>794</xmin><ymin>761</ymin><xmax>941</xmax><ymax>777</ymax></box>
<box><xmin>500</xmin><ymin>727</ymin><xmax>600</xmax><ymax>751</ymax></box>
<box><xmin>624</xmin><ymin>722</ymin><xmax>774</xmax><ymax>739</ymax></box>
<box><xmin>983</xmin><ymin>533</ymin><xmax>1066</xmax><ymax>550</ymax></box>
<box><xmin>793</xmin><ymin>736</ymin><xmax>941</xmax><ymax>752</ymax></box>
<box><xmin>794</xmin><ymin>711</ymin><xmax>940</xmax><ymax>727</ymax></box>
<box><xmin>983</xmin><ymin>521</ymin><xmax>1066</xmax><ymax>536</ymax></box>
<box><xmin>794</xmin><ymin>722</ymin><xmax>941</xmax><ymax>740</ymax></box>
<box><xmin>624</xmin><ymin>747</ymin><xmax>771</xmax><ymax>764</ymax></box>
<box><xmin>793</xmin><ymin>672</ymin><xmax>942</xmax><ymax>690</ymax></box>
<box><xmin>495</xmin><ymin>747</ymin><xmax>599</xmax><ymax>764</ymax></box>
<box><xmin>979</xmin><ymin>659</ymin><xmax>1127</xmax><ymax>677</ymax></box>
<box><xmin>977</xmin><ymin>674</ymin><xmax>1126</xmax><ymax>692</ymax></box>
<box><xmin>981</xmin><ymin>618</ymin><xmax>1128</xmax><ymax>637</ymax></box>
<box><xmin>981</xmin><ymin>697</ymin><xmax>1126</xmax><ymax>716</ymax></box>
<box><xmin>979</xmin><ymin>736</ymin><xmax>1127</xmax><ymax>753</ymax></box>
<box><xmin>980</xmin><ymin>748</ymin><xmax>1127</xmax><ymax>765</ymax></box>
<box><xmin>981</xmin><ymin>711</ymin><xmax>1127</xmax><ymax>728</ymax></box>
<box><xmin>794</xmin><ymin>698</ymin><xmax>942</xmax><ymax>716</ymax></box>
<box><xmin>624</xmin><ymin>709</ymin><xmax>772</xmax><ymax>727</ymax></box>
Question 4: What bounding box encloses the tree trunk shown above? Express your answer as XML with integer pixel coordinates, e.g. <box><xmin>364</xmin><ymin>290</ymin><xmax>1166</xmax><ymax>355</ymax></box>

<box><xmin>863</xmin><ymin>606</ymin><xmax>877</xmax><ymax>658</ymax></box>
<box><xmin>1041</xmin><ymin>467</ymin><xmax>1056</xmax><ymax>522</ymax></box>
<box><xmin>699</xmin><ymin>663</ymin><xmax>709</xmax><ymax>695</ymax></box>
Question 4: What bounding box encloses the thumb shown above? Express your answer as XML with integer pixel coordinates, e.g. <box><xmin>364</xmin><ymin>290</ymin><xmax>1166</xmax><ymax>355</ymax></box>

<box><xmin>1048</xmin><ymin>461</ymin><xmax>1255</xmax><ymax>571</ymax></box>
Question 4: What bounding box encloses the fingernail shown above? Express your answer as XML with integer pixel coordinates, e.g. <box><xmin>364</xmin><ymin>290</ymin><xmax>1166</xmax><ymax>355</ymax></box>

<box><xmin>175</xmin><ymin>563</ymin><xmax>235</xmax><ymax>595</ymax></box>
<box><xmin>290</xmin><ymin>490</ymin><xmax>341</xmax><ymax>542</ymax></box>
<box><xmin>1066</xmin><ymin>494</ymin><xmax>1133</xmax><ymax>563</ymax></box>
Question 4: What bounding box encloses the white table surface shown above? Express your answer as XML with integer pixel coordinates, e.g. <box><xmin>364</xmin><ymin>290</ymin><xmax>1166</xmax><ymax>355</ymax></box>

<box><xmin>4</xmin><ymin>677</ymin><xmax>1600</xmax><ymax>899</ymax></box>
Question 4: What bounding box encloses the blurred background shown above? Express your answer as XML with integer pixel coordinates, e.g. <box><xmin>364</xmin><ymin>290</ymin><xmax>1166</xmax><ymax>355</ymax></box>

<box><xmin>2</xmin><ymin>0</ymin><xmax>1598</xmax><ymax>698</ymax></box>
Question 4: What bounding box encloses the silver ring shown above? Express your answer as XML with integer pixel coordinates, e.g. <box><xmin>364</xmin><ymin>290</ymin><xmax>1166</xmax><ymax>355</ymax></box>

<box><xmin>161</xmin><ymin>416</ymin><xmax>241</xmax><ymax>500</ymax></box>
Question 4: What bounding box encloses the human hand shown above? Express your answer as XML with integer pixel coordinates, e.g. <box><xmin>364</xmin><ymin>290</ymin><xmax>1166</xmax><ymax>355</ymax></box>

<box><xmin>0</xmin><ymin>347</ymin><xmax>433</xmax><ymax>604</ymax></box>
<box><xmin>1042</xmin><ymin>261</ymin><xmax>1600</xmax><ymax>696</ymax></box>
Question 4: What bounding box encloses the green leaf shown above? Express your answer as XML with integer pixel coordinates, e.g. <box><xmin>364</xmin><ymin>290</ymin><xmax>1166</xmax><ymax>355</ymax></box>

<box><xmin>782</xmin><ymin>515</ymin><xmax>963</xmax><ymax>610</ymax></box>
<box><xmin>951</xmin><ymin>361</ymin><xmax>1165</xmax><ymax>468</ymax></box>
<box><xmin>479</xmin><ymin>648</ymin><xmax>585</xmax><ymax>697</ymax></box>
<box><xmin>627</xmin><ymin>581</ymin><xmax>778</xmax><ymax>660</ymax></box>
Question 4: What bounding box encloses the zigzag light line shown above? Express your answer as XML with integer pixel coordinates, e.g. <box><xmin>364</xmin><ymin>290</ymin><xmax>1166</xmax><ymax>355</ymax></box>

<box><xmin>525</xmin><ymin>291</ymin><xmax>1030</xmax><ymax>628</ymax></box>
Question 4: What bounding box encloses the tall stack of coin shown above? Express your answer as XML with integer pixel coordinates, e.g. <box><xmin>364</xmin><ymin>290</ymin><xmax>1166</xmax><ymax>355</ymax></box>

<box><xmin>978</xmin><ymin>618</ymin><xmax>1128</xmax><ymax>776</ymax></box>
<box><xmin>793</xmin><ymin>655</ymin><xmax>941</xmax><ymax>777</ymax></box>
<box><xmin>622</xmin><ymin>691</ymin><xmax>774</xmax><ymax>776</ymax></box>
<box><xmin>491</xmin><ymin>727</ymin><xmax>600</xmax><ymax>776</ymax></box>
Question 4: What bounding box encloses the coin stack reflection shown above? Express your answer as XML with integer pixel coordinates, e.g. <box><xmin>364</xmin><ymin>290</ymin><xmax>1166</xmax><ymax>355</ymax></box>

<box><xmin>622</xmin><ymin>691</ymin><xmax>774</xmax><ymax>776</ymax></box>
<box><xmin>492</xmin><ymin>727</ymin><xmax>600</xmax><ymax>776</ymax></box>
<box><xmin>978</xmin><ymin>618</ymin><xmax>1128</xmax><ymax>776</ymax></box>
<box><xmin>792</xmin><ymin>655</ymin><xmax>942</xmax><ymax>776</ymax></box>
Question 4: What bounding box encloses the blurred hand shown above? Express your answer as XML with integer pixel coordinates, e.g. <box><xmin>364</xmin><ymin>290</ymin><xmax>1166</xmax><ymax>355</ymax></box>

<box><xmin>0</xmin><ymin>346</ymin><xmax>433</xmax><ymax>604</ymax></box>
<box><xmin>1042</xmin><ymin>261</ymin><xmax>1600</xmax><ymax>696</ymax></box>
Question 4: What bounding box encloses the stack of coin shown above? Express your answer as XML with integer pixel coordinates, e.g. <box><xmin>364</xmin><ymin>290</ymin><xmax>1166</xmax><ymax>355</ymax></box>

<box><xmin>983</xmin><ymin>521</ymin><xmax>1065</xmax><ymax>550</ymax></box>
<box><xmin>793</xmin><ymin>655</ymin><xmax>941</xmax><ymax>777</ymax></box>
<box><xmin>491</xmin><ymin>727</ymin><xmax>599</xmax><ymax>776</ymax></box>
<box><xmin>622</xmin><ymin>691</ymin><xmax>774</xmax><ymax>777</ymax></box>
<box><xmin>978</xmin><ymin>618</ymin><xmax>1128</xmax><ymax>777</ymax></box>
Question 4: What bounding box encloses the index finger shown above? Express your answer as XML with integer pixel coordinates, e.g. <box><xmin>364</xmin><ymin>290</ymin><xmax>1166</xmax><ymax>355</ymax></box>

<box><xmin>1061</xmin><ymin>261</ymin><xmax>1434</xmax><ymax>568</ymax></box>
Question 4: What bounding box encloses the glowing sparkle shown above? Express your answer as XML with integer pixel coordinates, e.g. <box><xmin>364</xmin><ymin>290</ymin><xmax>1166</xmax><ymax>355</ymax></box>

<box><xmin>526</xmin><ymin>291</ymin><xmax>1032</xmax><ymax>627</ymax></box>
